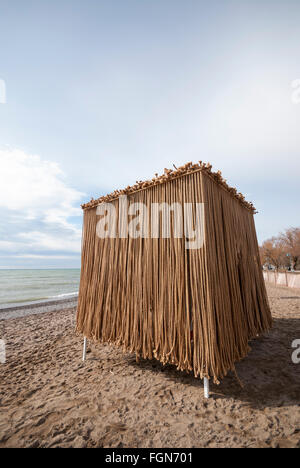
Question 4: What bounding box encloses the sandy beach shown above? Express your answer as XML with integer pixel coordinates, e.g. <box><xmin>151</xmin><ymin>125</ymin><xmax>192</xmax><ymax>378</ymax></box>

<box><xmin>0</xmin><ymin>283</ymin><xmax>299</xmax><ymax>448</ymax></box>
<box><xmin>0</xmin><ymin>295</ymin><xmax>78</xmax><ymax>321</ymax></box>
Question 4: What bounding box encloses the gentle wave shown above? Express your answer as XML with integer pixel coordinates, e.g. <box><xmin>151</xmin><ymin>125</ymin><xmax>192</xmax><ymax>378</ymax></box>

<box><xmin>0</xmin><ymin>269</ymin><xmax>80</xmax><ymax>306</ymax></box>
<box><xmin>49</xmin><ymin>292</ymin><xmax>78</xmax><ymax>299</ymax></box>
<box><xmin>0</xmin><ymin>296</ymin><xmax>49</xmax><ymax>305</ymax></box>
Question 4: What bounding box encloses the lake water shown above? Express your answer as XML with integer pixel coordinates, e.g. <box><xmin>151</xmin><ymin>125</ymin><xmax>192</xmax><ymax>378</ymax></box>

<box><xmin>0</xmin><ymin>269</ymin><xmax>80</xmax><ymax>308</ymax></box>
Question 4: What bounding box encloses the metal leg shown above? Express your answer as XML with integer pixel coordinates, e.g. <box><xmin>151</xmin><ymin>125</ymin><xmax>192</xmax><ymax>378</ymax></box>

<box><xmin>82</xmin><ymin>337</ymin><xmax>87</xmax><ymax>362</ymax></box>
<box><xmin>204</xmin><ymin>377</ymin><xmax>210</xmax><ymax>399</ymax></box>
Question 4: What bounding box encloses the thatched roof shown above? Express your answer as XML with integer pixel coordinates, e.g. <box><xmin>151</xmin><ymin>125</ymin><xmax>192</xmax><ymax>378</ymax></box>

<box><xmin>81</xmin><ymin>161</ymin><xmax>256</xmax><ymax>213</ymax></box>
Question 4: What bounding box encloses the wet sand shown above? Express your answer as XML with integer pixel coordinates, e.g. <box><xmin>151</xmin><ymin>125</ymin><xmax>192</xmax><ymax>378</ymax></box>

<box><xmin>0</xmin><ymin>284</ymin><xmax>299</xmax><ymax>448</ymax></box>
<box><xmin>0</xmin><ymin>296</ymin><xmax>78</xmax><ymax>321</ymax></box>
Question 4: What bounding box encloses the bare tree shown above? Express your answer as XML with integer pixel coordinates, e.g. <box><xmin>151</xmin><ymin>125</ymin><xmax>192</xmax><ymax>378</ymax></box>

<box><xmin>280</xmin><ymin>227</ymin><xmax>300</xmax><ymax>271</ymax></box>
<box><xmin>260</xmin><ymin>237</ymin><xmax>286</xmax><ymax>271</ymax></box>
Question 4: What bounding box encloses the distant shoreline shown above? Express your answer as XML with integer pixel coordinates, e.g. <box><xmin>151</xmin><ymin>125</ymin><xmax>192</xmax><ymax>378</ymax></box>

<box><xmin>0</xmin><ymin>294</ymin><xmax>78</xmax><ymax>320</ymax></box>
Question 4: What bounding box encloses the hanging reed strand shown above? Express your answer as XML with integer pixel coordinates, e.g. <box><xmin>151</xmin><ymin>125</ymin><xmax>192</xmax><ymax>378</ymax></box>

<box><xmin>76</xmin><ymin>164</ymin><xmax>272</xmax><ymax>383</ymax></box>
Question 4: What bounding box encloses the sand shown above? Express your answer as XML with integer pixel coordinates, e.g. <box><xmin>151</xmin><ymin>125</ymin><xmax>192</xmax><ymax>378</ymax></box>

<box><xmin>0</xmin><ymin>284</ymin><xmax>299</xmax><ymax>448</ymax></box>
<box><xmin>0</xmin><ymin>295</ymin><xmax>78</xmax><ymax>321</ymax></box>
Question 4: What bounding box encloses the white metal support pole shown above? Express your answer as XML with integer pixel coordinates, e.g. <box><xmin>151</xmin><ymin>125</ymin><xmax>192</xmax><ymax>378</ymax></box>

<box><xmin>204</xmin><ymin>377</ymin><xmax>210</xmax><ymax>399</ymax></box>
<box><xmin>82</xmin><ymin>337</ymin><xmax>87</xmax><ymax>362</ymax></box>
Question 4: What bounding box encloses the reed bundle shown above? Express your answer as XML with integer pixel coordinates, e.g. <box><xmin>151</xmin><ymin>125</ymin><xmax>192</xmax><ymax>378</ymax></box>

<box><xmin>76</xmin><ymin>162</ymin><xmax>272</xmax><ymax>383</ymax></box>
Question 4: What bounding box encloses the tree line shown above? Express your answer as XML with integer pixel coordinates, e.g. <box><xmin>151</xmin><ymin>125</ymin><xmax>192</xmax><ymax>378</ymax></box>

<box><xmin>260</xmin><ymin>227</ymin><xmax>300</xmax><ymax>271</ymax></box>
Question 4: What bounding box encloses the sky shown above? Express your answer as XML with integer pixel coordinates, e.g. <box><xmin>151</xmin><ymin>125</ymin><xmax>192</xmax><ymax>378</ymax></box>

<box><xmin>0</xmin><ymin>0</ymin><xmax>299</xmax><ymax>268</ymax></box>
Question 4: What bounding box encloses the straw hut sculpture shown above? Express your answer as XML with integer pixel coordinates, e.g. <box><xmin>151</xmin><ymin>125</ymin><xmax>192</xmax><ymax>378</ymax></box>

<box><xmin>76</xmin><ymin>162</ymin><xmax>272</xmax><ymax>390</ymax></box>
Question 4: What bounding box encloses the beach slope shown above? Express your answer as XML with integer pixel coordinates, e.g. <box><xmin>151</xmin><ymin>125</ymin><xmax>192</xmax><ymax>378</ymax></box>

<box><xmin>0</xmin><ymin>284</ymin><xmax>299</xmax><ymax>448</ymax></box>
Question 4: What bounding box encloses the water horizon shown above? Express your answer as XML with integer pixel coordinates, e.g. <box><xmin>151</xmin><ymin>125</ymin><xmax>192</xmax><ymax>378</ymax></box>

<box><xmin>0</xmin><ymin>269</ymin><xmax>81</xmax><ymax>308</ymax></box>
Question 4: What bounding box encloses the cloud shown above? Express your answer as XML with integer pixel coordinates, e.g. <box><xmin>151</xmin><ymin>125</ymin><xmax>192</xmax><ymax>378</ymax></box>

<box><xmin>0</xmin><ymin>147</ymin><xmax>83</xmax><ymax>214</ymax></box>
<box><xmin>14</xmin><ymin>254</ymin><xmax>79</xmax><ymax>260</ymax></box>
<box><xmin>17</xmin><ymin>231</ymin><xmax>81</xmax><ymax>253</ymax></box>
<box><xmin>0</xmin><ymin>240</ymin><xmax>16</xmax><ymax>251</ymax></box>
<box><xmin>203</xmin><ymin>73</ymin><xmax>300</xmax><ymax>176</ymax></box>
<box><xmin>0</xmin><ymin>148</ymin><xmax>84</xmax><ymax>265</ymax></box>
